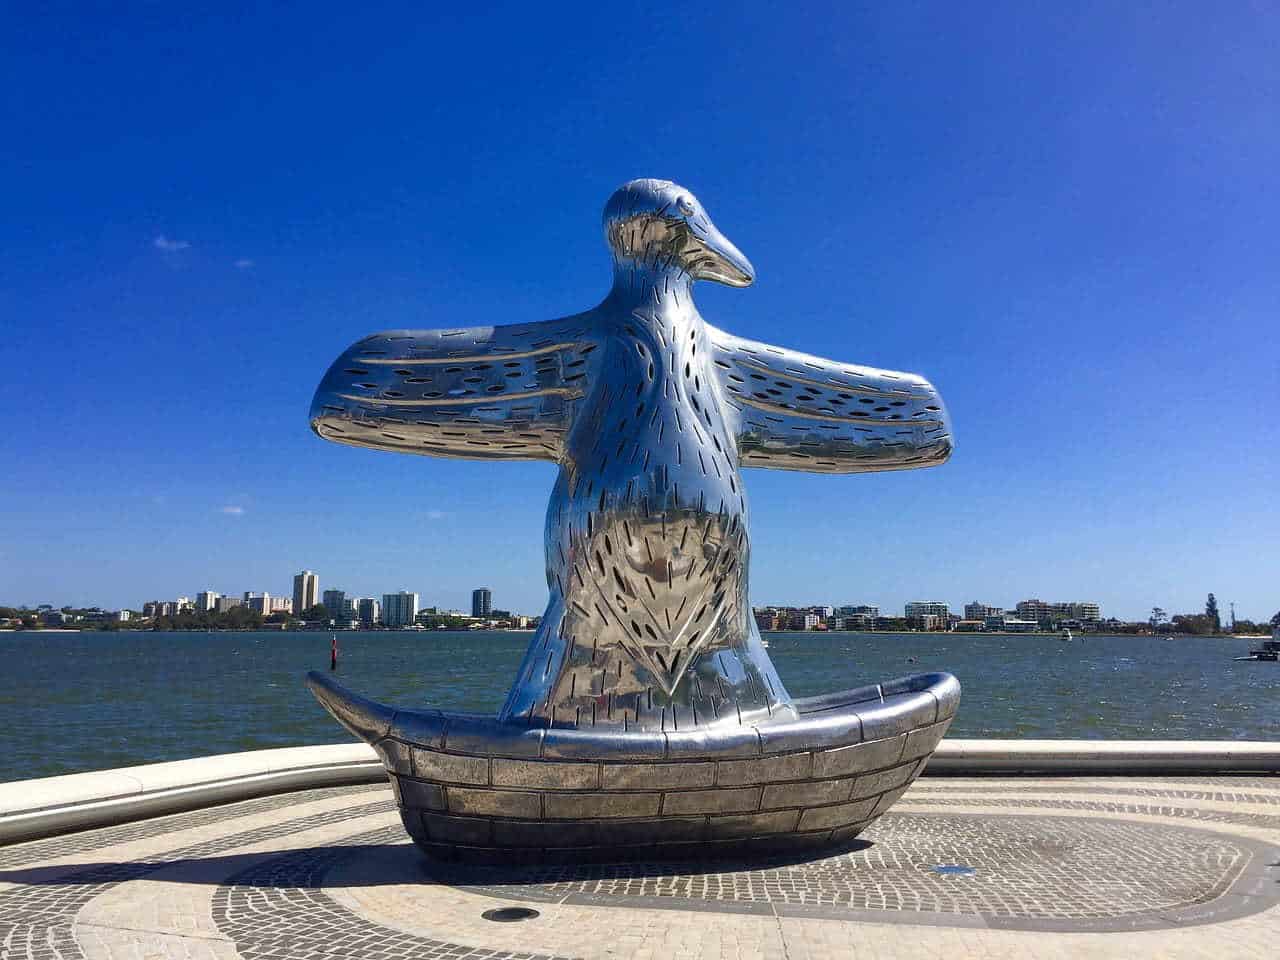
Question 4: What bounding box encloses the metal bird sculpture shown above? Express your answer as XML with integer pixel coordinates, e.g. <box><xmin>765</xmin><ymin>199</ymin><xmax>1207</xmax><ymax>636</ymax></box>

<box><xmin>307</xmin><ymin>179</ymin><xmax>958</xmax><ymax>861</ymax></box>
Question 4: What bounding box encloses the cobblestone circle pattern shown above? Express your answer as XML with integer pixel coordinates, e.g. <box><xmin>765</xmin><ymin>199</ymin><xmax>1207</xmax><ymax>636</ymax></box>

<box><xmin>215</xmin><ymin>834</ymin><xmax>566</xmax><ymax>960</ymax></box>
<box><xmin>0</xmin><ymin>784</ymin><xmax>373</xmax><ymax>870</ymax></box>
<box><xmin>2</xmin><ymin>776</ymin><xmax>1279</xmax><ymax>960</ymax></box>
<box><xmin>418</xmin><ymin>813</ymin><xmax>1249</xmax><ymax>920</ymax></box>
<box><xmin>0</xmin><ymin>797</ymin><xmax>393</xmax><ymax>960</ymax></box>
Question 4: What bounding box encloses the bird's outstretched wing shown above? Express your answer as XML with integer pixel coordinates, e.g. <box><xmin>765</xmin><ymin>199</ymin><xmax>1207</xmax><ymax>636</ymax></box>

<box><xmin>310</xmin><ymin>317</ymin><xmax>602</xmax><ymax>462</ymax></box>
<box><xmin>707</xmin><ymin>327</ymin><xmax>953</xmax><ymax>473</ymax></box>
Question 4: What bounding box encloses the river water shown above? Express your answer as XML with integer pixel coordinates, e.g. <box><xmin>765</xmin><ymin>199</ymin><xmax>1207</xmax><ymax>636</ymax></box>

<box><xmin>0</xmin><ymin>630</ymin><xmax>1274</xmax><ymax>781</ymax></box>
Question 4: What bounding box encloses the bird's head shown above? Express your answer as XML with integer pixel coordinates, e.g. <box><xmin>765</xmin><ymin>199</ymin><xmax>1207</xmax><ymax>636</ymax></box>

<box><xmin>603</xmin><ymin>179</ymin><xmax>754</xmax><ymax>288</ymax></box>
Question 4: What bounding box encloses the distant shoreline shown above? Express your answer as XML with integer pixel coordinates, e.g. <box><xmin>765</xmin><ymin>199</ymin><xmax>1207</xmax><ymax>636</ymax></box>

<box><xmin>761</xmin><ymin>629</ymin><xmax>1253</xmax><ymax>639</ymax></box>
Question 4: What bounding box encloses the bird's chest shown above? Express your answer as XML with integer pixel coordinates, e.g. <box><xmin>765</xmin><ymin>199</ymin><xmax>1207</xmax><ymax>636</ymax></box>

<box><xmin>542</xmin><ymin>315</ymin><xmax>751</xmax><ymax>691</ymax></box>
<box><xmin>564</xmin><ymin>339</ymin><xmax>741</xmax><ymax>517</ymax></box>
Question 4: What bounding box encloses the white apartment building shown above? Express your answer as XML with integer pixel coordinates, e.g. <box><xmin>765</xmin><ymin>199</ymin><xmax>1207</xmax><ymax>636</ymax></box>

<box><xmin>382</xmin><ymin>592</ymin><xmax>419</xmax><ymax>628</ymax></box>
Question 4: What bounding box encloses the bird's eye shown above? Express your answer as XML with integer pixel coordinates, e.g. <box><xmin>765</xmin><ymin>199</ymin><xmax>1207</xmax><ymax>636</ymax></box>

<box><xmin>677</xmin><ymin>196</ymin><xmax>695</xmax><ymax>216</ymax></box>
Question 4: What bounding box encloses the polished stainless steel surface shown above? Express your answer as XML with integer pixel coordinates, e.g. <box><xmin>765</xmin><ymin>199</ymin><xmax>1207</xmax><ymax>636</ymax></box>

<box><xmin>307</xmin><ymin>668</ymin><xmax>960</xmax><ymax>862</ymax></box>
<box><xmin>310</xmin><ymin>179</ymin><xmax>953</xmax><ymax>736</ymax></box>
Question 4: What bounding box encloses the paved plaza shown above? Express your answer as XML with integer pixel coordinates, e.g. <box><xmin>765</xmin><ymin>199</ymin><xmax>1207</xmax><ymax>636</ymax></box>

<box><xmin>1</xmin><ymin>774</ymin><xmax>1277</xmax><ymax>959</ymax></box>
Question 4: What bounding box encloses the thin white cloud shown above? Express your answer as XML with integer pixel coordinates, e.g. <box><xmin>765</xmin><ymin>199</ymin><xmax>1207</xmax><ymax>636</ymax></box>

<box><xmin>154</xmin><ymin>235</ymin><xmax>191</xmax><ymax>252</ymax></box>
<box><xmin>234</xmin><ymin>258</ymin><xmax>254</xmax><ymax>269</ymax></box>
<box><xmin>220</xmin><ymin>505</ymin><xmax>246</xmax><ymax>516</ymax></box>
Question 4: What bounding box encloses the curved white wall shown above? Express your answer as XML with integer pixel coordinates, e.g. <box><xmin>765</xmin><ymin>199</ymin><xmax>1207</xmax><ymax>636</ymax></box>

<box><xmin>2</xmin><ymin>740</ymin><xmax>1278</xmax><ymax>846</ymax></box>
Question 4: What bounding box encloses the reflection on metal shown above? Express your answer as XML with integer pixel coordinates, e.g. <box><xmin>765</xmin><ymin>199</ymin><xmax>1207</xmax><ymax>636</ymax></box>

<box><xmin>307</xmin><ymin>179</ymin><xmax>959</xmax><ymax>860</ymax></box>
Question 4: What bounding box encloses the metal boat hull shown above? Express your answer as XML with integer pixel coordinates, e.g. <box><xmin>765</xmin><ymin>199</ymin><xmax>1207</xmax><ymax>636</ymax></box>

<box><xmin>307</xmin><ymin>670</ymin><xmax>959</xmax><ymax>862</ymax></box>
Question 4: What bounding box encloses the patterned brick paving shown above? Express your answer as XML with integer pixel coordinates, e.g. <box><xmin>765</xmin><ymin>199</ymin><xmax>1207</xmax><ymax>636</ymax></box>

<box><xmin>911</xmin><ymin>782</ymin><xmax>1280</xmax><ymax>806</ymax></box>
<box><xmin>214</xmin><ymin>836</ymin><xmax>564</xmax><ymax>960</ymax></box>
<box><xmin>0</xmin><ymin>776</ymin><xmax>1277</xmax><ymax>959</ymax></box>
<box><xmin>0</xmin><ymin>799</ymin><xmax>393</xmax><ymax>960</ymax></box>
<box><xmin>415</xmin><ymin>813</ymin><xmax>1249</xmax><ymax>920</ymax></box>
<box><xmin>0</xmin><ymin>784</ymin><xmax>374</xmax><ymax>870</ymax></box>
<box><xmin>905</xmin><ymin>795</ymin><xmax>1280</xmax><ymax>830</ymax></box>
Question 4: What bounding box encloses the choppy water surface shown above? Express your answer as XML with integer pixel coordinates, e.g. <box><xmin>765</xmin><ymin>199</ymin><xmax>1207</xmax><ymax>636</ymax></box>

<box><xmin>0</xmin><ymin>630</ymin><xmax>1275</xmax><ymax>780</ymax></box>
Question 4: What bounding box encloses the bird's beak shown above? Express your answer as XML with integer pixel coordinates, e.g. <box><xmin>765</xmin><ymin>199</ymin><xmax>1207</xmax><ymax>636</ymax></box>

<box><xmin>686</xmin><ymin>216</ymin><xmax>755</xmax><ymax>287</ymax></box>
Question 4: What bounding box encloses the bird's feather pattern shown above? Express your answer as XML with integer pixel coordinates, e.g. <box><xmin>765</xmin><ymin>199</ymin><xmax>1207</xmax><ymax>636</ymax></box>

<box><xmin>707</xmin><ymin>327</ymin><xmax>953</xmax><ymax>473</ymax></box>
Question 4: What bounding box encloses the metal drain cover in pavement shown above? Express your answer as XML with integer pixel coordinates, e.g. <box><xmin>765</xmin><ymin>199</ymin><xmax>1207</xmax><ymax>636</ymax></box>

<box><xmin>934</xmin><ymin>864</ymin><xmax>977</xmax><ymax>876</ymax></box>
<box><xmin>482</xmin><ymin>907</ymin><xmax>540</xmax><ymax>922</ymax></box>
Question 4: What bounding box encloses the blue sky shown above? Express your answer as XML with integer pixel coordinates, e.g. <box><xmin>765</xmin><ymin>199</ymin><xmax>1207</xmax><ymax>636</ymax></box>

<box><xmin>2</xmin><ymin>3</ymin><xmax>1276</xmax><ymax>621</ymax></box>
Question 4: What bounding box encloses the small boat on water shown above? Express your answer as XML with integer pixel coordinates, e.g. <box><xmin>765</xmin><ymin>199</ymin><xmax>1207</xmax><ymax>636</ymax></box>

<box><xmin>1235</xmin><ymin>632</ymin><xmax>1280</xmax><ymax>662</ymax></box>
<box><xmin>1060</xmin><ymin>628</ymin><xmax>1072</xmax><ymax>642</ymax></box>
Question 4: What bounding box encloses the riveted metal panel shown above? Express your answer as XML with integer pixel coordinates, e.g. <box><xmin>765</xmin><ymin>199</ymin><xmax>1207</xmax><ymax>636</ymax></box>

<box><xmin>812</xmin><ymin>735</ymin><xmax>907</xmax><ymax>779</ymax></box>
<box><xmin>600</xmin><ymin>761</ymin><xmax>716</xmax><ymax>791</ymax></box>
<box><xmin>717</xmin><ymin>752</ymin><xmax>813</xmax><ymax>786</ymax></box>
<box><xmin>797</xmin><ymin>797</ymin><xmax>878</xmax><ymax>831</ymax></box>
<box><xmin>394</xmin><ymin>776</ymin><xmax>446</xmax><ymax>811</ymax></box>
<box><xmin>410</xmin><ymin>748</ymin><xmax>489</xmax><ymax>785</ymax></box>
<box><xmin>447</xmin><ymin>787</ymin><xmax>542</xmax><ymax>819</ymax></box>
<box><xmin>661</xmin><ymin>786</ymin><xmax>761</xmax><ymax>816</ymax></box>
<box><xmin>762</xmin><ymin>777</ymin><xmax>854</xmax><ymax>810</ymax></box>
<box><xmin>492</xmin><ymin>758</ymin><xmax>600</xmax><ymax>790</ymax></box>
<box><xmin>543</xmin><ymin>791</ymin><xmax>662</xmax><ymax>820</ymax></box>
<box><xmin>706</xmin><ymin>810</ymin><xmax>800</xmax><ymax>839</ymax></box>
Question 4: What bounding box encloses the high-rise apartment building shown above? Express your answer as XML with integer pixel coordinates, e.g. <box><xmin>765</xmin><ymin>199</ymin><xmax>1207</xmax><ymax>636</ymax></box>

<box><xmin>195</xmin><ymin>591</ymin><xmax>221</xmax><ymax>612</ymax></box>
<box><xmin>472</xmin><ymin>588</ymin><xmax>492</xmax><ymax>618</ymax></box>
<box><xmin>382</xmin><ymin>592</ymin><xmax>419</xmax><ymax>628</ymax></box>
<box><xmin>244</xmin><ymin>592</ymin><xmax>270</xmax><ymax>614</ymax></box>
<box><xmin>356</xmin><ymin>597</ymin><xmax>380</xmax><ymax>627</ymax></box>
<box><xmin>293</xmin><ymin>571</ymin><xmax>319</xmax><ymax>615</ymax></box>
<box><xmin>214</xmin><ymin>595</ymin><xmax>243</xmax><ymax>613</ymax></box>
<box><xmin>321</xmin><ymin>589</ymin><xmax>345</xmax><ymax>617</ymax></box>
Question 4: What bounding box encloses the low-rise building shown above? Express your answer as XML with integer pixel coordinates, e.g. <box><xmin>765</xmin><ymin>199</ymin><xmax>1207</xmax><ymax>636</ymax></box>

<box><xmin>754</xmin><ymin>608</ymin><xmax>782</xmax><ymax>631</ymax></box>
<box><xmin>964</xmin><ymin>601</ymin><xmax>1003</xmax><ymax>620</ymax></box>
<box><xmin>1015</xmin><ymin>599</ymin><xmax>1052</xmax><ymax>625</ymax></box>
<box><xmin>905</xmin><ymin>601</ymin><xmax>949</xmax><ymax>620</ymax></box>
<box><xmin>833</xmin><ymin>612</ymin><xmax>876</xmax><ymax>631</ymax></box>
<box><xmin>907</xmin><ymin>613</ymin><xmax>945</xmax><ymax>631</ymax></box>
<box><xmin>999</xmin><ymin>618</ymin><xmax>1040</xmax><ymax>633</ymax></box>
<box><xmin>836</xmin><ymin>604</ymin><xmax>879</xmax><ymax>618</ymax></box>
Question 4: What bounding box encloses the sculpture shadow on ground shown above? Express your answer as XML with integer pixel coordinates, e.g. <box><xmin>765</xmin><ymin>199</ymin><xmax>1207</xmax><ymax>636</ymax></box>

<box><xmin>0</xmin><ymin>836</ymin><xmax>875</xmax><ymax>889</ymax></box>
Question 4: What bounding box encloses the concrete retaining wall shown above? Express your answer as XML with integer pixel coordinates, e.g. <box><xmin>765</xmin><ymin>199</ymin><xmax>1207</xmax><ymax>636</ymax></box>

<box><xmin>0</xmin><ymin>744</ymin><xmax>382</xmax><ymax>845</ymax></box>
<box><xmin>2</xmin><ymin>739</ymin><xmax>1277</xmax><ymax>846</ymax></box>
<box><xmin>927</xmin><ymin>739</ymin><xmax>1280</xmax><ymax>775</ymax></box>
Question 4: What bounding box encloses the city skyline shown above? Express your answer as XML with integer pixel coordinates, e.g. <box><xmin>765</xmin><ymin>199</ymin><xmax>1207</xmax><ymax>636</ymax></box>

<box><xmin>2</xmin><ymin>6</ymin><xmax>1276</xmax><ymax>622</ymax></box>
<box><xmin>15</xmin><ymin>571</ymin><xmax>1268</xmax><ymax>630</ymax></box>
<box><xmin>6</xmin><ymin>567</ymin><xmax>1272</xmax><ymax>625</ymax></box>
